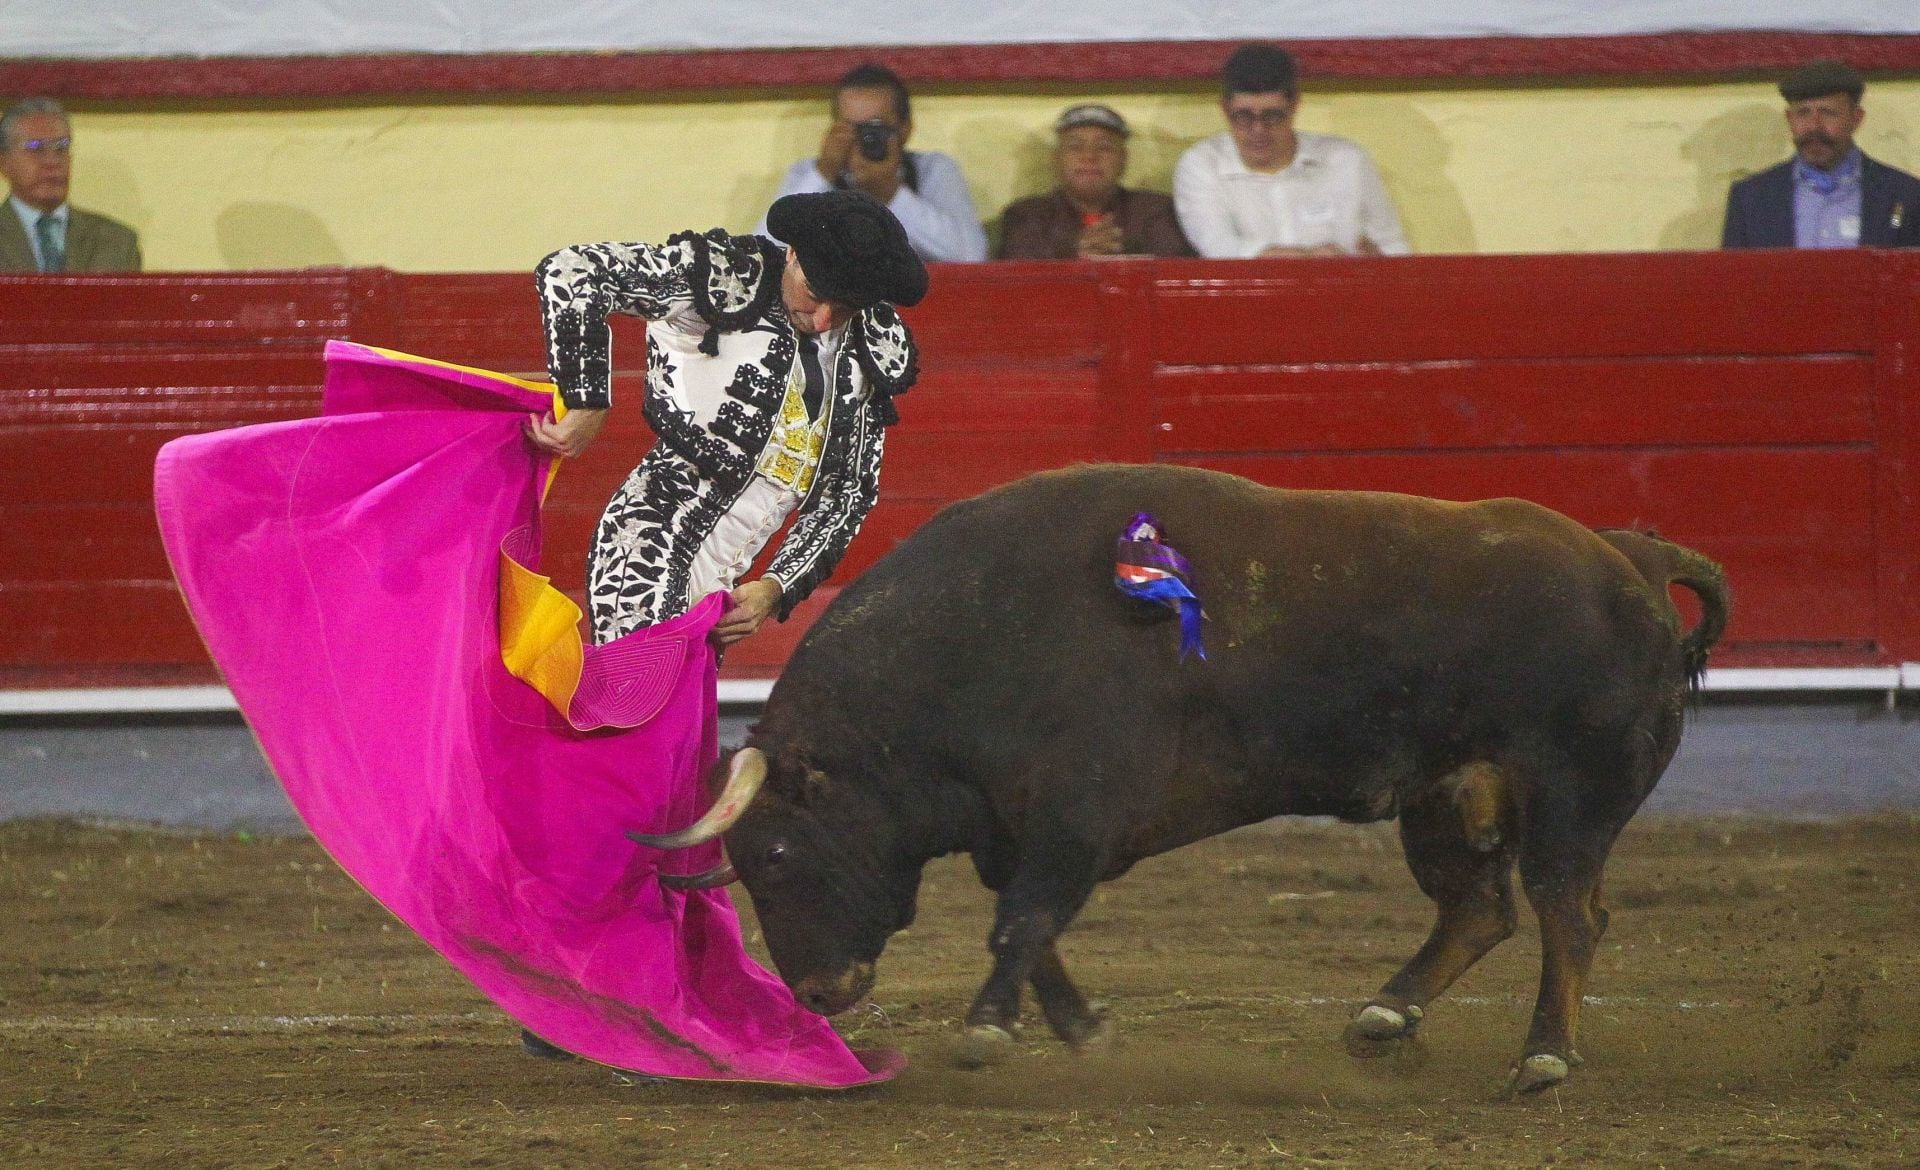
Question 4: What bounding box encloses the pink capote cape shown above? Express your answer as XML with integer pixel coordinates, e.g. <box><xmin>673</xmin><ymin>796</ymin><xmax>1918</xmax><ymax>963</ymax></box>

<box><xmin>153</xmin><ymin>341</ymin><xmax>899</xmax><ymax>1086</ymax></box>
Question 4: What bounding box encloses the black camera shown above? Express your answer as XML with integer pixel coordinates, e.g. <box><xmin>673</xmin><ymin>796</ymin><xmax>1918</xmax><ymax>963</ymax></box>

<box><xmin>852</xmin><ymin>119</ymin><xmax>897</xmax><ymax>163</ymax></box>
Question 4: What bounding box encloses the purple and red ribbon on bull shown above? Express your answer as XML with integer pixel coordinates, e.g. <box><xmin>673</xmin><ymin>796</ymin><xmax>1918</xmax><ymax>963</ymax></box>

<box><xmin>1114</xmin><ymin>512</ymin><xmax>1206</xmax><ymax>661</ymax></box>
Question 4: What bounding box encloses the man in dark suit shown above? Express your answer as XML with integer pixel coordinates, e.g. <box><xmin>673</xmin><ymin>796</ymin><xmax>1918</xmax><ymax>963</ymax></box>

<box><xmin>0</xmin><ymin>97</ymin><xmax>142</xmax><ymax>273</ymax></box>
<box><xmin>1722</xmin><ymin>61</ymin><xmax>1920</xmax><ymax>249</ymax></box>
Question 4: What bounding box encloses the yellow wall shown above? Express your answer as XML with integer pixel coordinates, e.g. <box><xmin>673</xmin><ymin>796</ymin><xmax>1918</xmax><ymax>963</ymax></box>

<box><xmin>62</xmin><ymin>78</ymin><xmax>1920</xmax><ymax>271</ymax></box>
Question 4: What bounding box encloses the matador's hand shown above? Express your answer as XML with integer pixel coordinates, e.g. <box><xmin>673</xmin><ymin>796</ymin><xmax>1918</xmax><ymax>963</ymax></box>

<box><xmin>712</xmin><ymin>578</ymin><xmax>783</xmax><ymax>648</ymax></box>
<box><xmin>525</xmin><ymin>407</ymin><xmax>608</xmax><ymax>459</ymax></box>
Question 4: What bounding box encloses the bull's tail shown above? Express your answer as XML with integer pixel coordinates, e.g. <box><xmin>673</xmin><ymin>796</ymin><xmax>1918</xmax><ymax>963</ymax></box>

<box><xmin>1594</xmin><ymin>528</ymin><xmax>1731</xmax><ymax>690</ymax></box>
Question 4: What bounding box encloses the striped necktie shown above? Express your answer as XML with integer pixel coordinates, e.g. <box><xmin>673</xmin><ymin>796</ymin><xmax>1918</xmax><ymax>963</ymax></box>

<box><xmin>34</xmin><ymin>213</ymin><xmax>64</xmax><ymax>273</ymax></box>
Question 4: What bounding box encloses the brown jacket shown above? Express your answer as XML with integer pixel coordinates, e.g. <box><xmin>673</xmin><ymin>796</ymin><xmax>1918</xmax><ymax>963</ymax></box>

<box><xmin>0</xmin><ymin>202</ymin><xmax>143</xmax><ymax>272</ymax></box>
<box><xmin>995</xmin><ymin>187</ymin><xmax>1194</xmax><ymax>260</ymax></box>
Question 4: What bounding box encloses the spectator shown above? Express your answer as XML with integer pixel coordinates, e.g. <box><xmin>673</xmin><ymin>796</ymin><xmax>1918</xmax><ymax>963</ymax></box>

<box><xmin>0</xmin><ymin>98</ymin><xmax>141</xmax><ymax>273</ymax></box>
<box><xmin>997</xmin><ymin>104</ymin><xmax>1194</xmax><ymax>260</ymax></box>
<box><xmin>1173</xmin><ymin>44</ymin><xmax>1409</xmax><ymax>258</ymax></box>
<box><xmin>1722</xmin><ymin>60</ymin><xmax>1920</xmax><ymax>249</ymax></box>
<box><xmin>759</xmin><ymin>63</ymin><xmax>987</xmax><ymax>263</ymax></box>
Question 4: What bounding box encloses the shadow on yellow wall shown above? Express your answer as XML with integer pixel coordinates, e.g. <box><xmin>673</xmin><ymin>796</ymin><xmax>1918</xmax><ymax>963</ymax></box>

<box><xmin>955</xmin><ymin>114</ymin><xmax>1058</xmax><ymax>255</ymax></box>
<box><xmin>217</xmin><ymin>203</ymin><xmax>346</xmax><ymax>269</ymax></box>
<box><xmin>1333</xmin><ymin>97</ymin><xmax>1476</xmax><ymax>255</ymax></box>
<box><xmin>75</xmin><ymin>155</ymin><xmax>149</xmax><ymax>253</ymax></box>
<box><xmin>67</xmin><ymin>80</ymin><xmax>1920</xmax><ymax>270</ymax></box>
<box><xmin>1662</xmin><ymin>103</ymin><xmax>1786</xmax><ymax>250</ymax></box>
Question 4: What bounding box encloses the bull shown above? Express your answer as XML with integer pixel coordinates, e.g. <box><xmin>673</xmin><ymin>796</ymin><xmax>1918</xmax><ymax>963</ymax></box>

<box><xmin>631</xmin><ymin>463</ymin><xmax>1729</xmax><ymax>1093</ymax></box>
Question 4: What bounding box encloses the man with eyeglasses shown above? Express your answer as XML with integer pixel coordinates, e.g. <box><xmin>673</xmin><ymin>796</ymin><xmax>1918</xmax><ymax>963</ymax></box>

<box><xmin>0</xmin><ymin>97</ymin><xmax>141</xmax><ymax>273</ymax></box>
<box><xmin>1173</xmin><ymin>44</ymin><xmax>1409</xmax><ymax>259</ymax></box>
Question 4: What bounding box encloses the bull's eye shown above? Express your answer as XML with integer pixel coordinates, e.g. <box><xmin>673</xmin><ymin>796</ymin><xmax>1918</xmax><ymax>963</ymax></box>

<box><xmin>764</xmin><ymin>843</ymin><xmax>788</xmax><ymax>867</ymax></box>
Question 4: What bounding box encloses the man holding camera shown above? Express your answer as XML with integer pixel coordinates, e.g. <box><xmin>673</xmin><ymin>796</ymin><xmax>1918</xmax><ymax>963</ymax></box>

<box><xmin>760</xmin><ymin>63</ymin><xmax>987</xmax><ymax>262</ymax></box>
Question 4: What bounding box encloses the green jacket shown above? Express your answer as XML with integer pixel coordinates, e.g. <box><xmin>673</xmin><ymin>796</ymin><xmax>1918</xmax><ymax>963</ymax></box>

<box><xmin>0</xmin><ymin>202</ymin><xmax>142</xmax><ymax>272</ymax></box>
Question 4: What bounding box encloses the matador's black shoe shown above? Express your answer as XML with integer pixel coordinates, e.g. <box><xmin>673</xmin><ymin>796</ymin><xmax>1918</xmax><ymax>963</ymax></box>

<box><xmin>519</xmin><ymin>1028</ymin><xmax>575</xmax><ymax>1060</ymax></box>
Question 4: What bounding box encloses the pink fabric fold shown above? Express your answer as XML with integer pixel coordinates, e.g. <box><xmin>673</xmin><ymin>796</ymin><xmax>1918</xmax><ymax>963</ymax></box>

<box><xmin>153</xmin><ymin>341</ymin><xmax>899</xmax><ymax>1087</ymax></box>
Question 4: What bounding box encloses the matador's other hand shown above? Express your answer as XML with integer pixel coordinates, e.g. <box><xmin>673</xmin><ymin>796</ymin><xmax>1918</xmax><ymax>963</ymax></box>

<box><xmin>712</xmin><ymin>578</ymin><xmax>783</xmax><ymax>648</ymax></box>
<box><xmin>525</xmin><ymin>407</ymin><xmax>608</xmax><ymax>459</ymax></box>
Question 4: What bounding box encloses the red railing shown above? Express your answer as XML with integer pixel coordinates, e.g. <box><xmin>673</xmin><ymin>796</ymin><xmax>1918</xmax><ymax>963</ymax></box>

<box><xmin>4</xmin><ymin>250</ymin><xmax>1917</xmax><ymax>687</ymax></box>
<box><xmin>11</xmin><ymin>33</ymin><xmax>1920</xmax><ymax>99</ymax></box>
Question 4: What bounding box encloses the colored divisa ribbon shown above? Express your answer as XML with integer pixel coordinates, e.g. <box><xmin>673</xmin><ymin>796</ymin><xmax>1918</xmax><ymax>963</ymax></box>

<box><xmin>1114</xmin><ymin>511</ymin><xmax>1206</xmax><ymax>661</ymax></box>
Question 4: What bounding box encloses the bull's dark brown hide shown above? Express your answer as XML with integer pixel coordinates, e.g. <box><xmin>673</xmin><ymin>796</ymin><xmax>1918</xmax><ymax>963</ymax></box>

<box><xmin>710</xmin><ymin>462</ymin><xmax>1728</xmax><ymax>1092</ymax></box>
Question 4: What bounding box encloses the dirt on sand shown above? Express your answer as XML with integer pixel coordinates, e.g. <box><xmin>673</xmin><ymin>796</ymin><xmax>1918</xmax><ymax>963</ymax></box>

<box><xmin>2</xmin><ymin>814</ymin><xmax>1917</xmax><ymax>1168</ymax></box>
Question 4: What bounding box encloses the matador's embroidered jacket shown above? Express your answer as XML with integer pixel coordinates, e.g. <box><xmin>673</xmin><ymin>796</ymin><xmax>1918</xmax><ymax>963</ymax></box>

<box><xmin>537</xmin><ymin>229</ymin><xmax>918</xmax><ymax>637</ymax></box>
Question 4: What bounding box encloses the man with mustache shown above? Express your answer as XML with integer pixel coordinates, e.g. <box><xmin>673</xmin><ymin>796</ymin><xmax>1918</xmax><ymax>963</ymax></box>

<box><xmin>1722</xmin><ymin>60</ymin><xmax>1920</xmax><ymax>249</ymax></box>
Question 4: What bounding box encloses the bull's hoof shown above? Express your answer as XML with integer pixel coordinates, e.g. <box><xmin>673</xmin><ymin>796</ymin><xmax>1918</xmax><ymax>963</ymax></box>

<box><xmin>966</xmin><ymin>1022</ymin><xmax>1016</xmax><ymax>1044</ymax></box>
<box><xmin>1343</xmin><ymin>1003</ymin><xmax>1421</xmax><ymax>1057</ymax></box>
<box><xmin>1506</xmin><ymin>1053</ymin><xmax>1571</xmax><ymax>1094</ymax></box>
<box><xmin>954</xmin><ymin>1022</ymin><xmax>1017</xmax><ymax>1070</ymax></box>
<box><xmin>1060</xmin><ymin>1003</ymin><xmax>1112</xmax><ymax>1052</ymax></box>
<box><xmin>1351</xmin><ymin>1003</ymin><xmax>1417</xmax><ymax>1040</ymax></box>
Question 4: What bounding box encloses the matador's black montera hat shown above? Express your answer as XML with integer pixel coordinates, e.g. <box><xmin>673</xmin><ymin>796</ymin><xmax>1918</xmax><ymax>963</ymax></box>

<box><xmin>767</xmin><ymin>190</ymin><xmax>929</xmax><ymax>309</ymax></box>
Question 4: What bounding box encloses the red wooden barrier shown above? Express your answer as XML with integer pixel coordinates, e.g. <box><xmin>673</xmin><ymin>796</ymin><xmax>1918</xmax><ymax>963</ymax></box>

<box><xmin>3</xmin><ymin>251</ymin><xmax>1916</xmax><ymax>690</ymax></box>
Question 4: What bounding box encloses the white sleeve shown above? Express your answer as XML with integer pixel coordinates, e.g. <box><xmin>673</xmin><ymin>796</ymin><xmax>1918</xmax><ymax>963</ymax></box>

<box><xmin>1354</xmin><ymin>149</ymin><xmax>1412</xmax><ymax>256</ymax></box>
<box><xmin>756</xmin><ymin>159</ymin><xmax>834</xmax><ymax>238</ymax></box>
<box><xmin>1173</xmin><ymin>143</ymin><xmax>1262</xmax><ymax>260</ymax></box>
<box><xmin>889</xmin><ymin>152</ymin><xmax>988</xmax><ymax>262</ymax></box>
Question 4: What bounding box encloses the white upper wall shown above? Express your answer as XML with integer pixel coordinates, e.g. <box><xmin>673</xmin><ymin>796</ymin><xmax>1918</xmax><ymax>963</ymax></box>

<box><xmin>6</xmin><ymin>1</ymin><xmax>1918</xmax><ymax>58</ymax></box>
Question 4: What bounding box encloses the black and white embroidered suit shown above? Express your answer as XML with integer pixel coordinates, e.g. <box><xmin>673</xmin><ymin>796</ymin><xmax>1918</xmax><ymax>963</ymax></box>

<box><xmin>537</xmin><ymin>229</ymin><xmax>917</xmax><ymax>642</ymax></box>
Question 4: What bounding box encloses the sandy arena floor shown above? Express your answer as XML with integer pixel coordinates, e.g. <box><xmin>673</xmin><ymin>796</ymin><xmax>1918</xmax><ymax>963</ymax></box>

<box><xmin>2</xmin><ymin>813</ymin><xmax>1917</xmax><ymax>1168</ymax></box>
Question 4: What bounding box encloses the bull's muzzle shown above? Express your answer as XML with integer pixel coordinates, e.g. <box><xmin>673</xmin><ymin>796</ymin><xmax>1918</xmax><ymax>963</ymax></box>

<box><xmin>793</xmin><ymin>962</ymin><xmax>876</xmax><ymax>1016</ymax></box>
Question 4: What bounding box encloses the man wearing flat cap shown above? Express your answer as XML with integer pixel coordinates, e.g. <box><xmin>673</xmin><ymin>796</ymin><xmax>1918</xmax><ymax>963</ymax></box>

<box><xmin>997</xmin><ymin>104</ymin><xmax>1194</xmax><ymax>260</ymax></box>
<box><xmin>528</xmin><ymin>190</ymin><xmax>927</xmax><ymax>651</ymax></box>
<box><xmin>1722</xmin><ymin>60</ymin><xmax>1920</xmax><ymax>249</ymax></box>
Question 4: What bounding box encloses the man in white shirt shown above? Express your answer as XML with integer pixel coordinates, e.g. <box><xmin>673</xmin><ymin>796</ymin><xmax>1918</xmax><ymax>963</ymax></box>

<box><xmin>1173</xmin><ymin>44</ymin><xmax>1410</xmax><ymax>259</ymax></box>
<box><xmin>759</xmin><ymin>63</ymin><xmax>988</xmax><ymax>263</ymax></box>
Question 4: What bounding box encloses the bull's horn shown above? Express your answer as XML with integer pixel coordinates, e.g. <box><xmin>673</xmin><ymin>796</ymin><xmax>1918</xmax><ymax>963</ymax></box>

<box><xmin>625</xmin><ymin>747</ymin><xmax>767</xmax><ymax>850</ymax></box>
<box><xmin>658</xmin><ymin>862</ymin><xmax>739</xmax><ymax>891</ymax></box>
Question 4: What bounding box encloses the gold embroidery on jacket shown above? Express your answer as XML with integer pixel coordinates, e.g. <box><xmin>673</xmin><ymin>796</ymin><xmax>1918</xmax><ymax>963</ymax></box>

<box><xmin>754</xmin><ymin>359</ymin><xmax>829</xmax><ymax>493</ymax></box>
